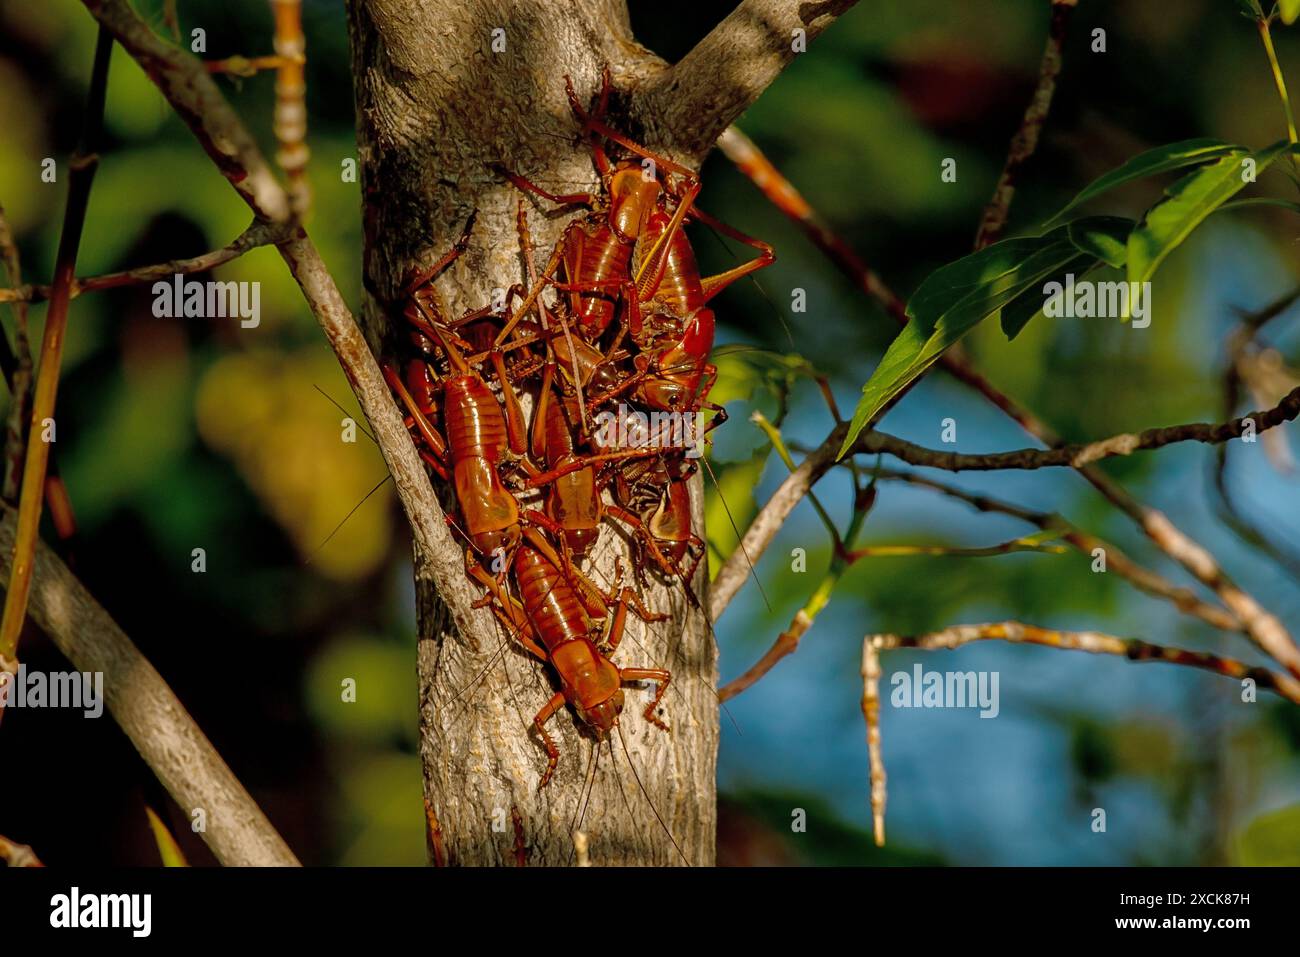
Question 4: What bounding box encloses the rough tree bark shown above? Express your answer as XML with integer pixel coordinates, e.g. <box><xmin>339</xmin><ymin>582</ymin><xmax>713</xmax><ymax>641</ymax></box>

<box><xmin>344</xmin><ymin>0</ymin><xmax>855</xmax><ymax>865</ymax></box>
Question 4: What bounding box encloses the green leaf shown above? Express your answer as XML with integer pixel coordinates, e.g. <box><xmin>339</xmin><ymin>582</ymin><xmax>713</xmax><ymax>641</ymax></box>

<box><xmin>1043</xmin><ymin>139</ymin><xmax>1241</xmax><ymax>227</ymax></box>
<box><xmin>1000</xmin><ymin>254</ymin><xmax>1098</xmax><ymax>340</ymax></box>
<box><xmin>906</xmin><ymin>237</ymin><xmax>1050</xmax><ymax>333</ymax></box>
<box><xmin>1284</xmin><ymin>0</ymin><xmax>1300</xmax><ymax>24</ymax></box>
<box><xmin>1066</xmin><ymin>216</ymin><xmax>1134</xmax><ymax>267</ymax></box>
<box><xmin>1217</xmin><ymin>196</ymin><xmax>1300</xmax><ymax>215</ymax></box>
<box><xmin>1236</xmin><ymin>0</ymin><xmax>1266</xmax><ymax>18</ymax></box>
<box><xmin>1127</xmin><ymin>141</ymin><xmax>1289</xmax><ymax>287</ymax></box>
<box><xmin>837</xmin><ymin>230</ymin><xmax>1082</xmax><ymax>458</ymax></box>
<box><xmin>1235</xmin><ymin>803</ymin><xmax>1300</xmax><ymax>865</ymax></box>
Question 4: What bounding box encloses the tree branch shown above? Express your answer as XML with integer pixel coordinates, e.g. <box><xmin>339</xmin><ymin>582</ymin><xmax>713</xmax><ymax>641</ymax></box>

<box><xmin>0</xmin><ymin>505</ymin><xmax>299</xmax><ymax>866</ymax></box>
<box><xmin>847</xmin><ymin>388</ymin><xmax>1300</xmax><ymax>471</ymax></box>
<box><xmin>718</xmin><ymin>125</ymin><xmax>909</xmax><ymax>324</ymax></box>
<box><xmin>79</xmin><ymin>0</ymin><xmax>493</xmax><ymax>661</ymax></box>
<box><xmin>0</xmin><ymin>203</ymin><xmax>33</xmax><ymax>506</ymax></box>
<box><xmin>81</xmin><ymin>0</ymin><xmax>290</xmax><ymax>223</ymax></box>
<box><xmin>711</xmin><ymin>422</ymin><xmax>847</xmax><ymax>621</ymax></box>
<box><xmin>859</xmin><ymin>639</ymin><xmax>884</xmax><ymax>846</ymax></box>
<box><xmin>0</xmin><ymin>24</ymin><xmax>112</xmax><ymax>661</ymax></box>
<box><xmin>874</xmin><ymin>468</ymin><xmax>1242</xmax><ymax>633</ymax></box>
<box><xmin>862</xmin><ymin>619</ymin><xmax>1300</xmax><ymax>843</ymax></box>
<box><xmin>867</xmin><ymin>621</ymin><xmax>1300</xmax><ymax>706</ymax></box>
<box><xmin>973</xmin><ymin>0</ymin><xmax>1076</xmax><ymax>248</ymax></box>
<box><xmin>0</xmin><ymin>221</ymin><xmax>292</xmax><ymax>305</ymax></box>
<box><xmin>636</xmin><ymin>0</ymin><xmax>861</xmax><ymax>157</ymax></box>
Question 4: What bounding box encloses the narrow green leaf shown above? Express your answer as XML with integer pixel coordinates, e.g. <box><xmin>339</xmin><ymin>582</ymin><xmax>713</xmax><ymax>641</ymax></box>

<box><xmin>907</xmin><ymin>237</ymin><xmax>1049</xmax><ymax>333</ymax></box>
<box><xmin>1043</xmin><ymin>139</ymin><xmax>1241</xmax><ymax>227</ymax></box>
<box><xmin>1217</xmin><ymin>196</ymin><xmax>1300</xmax><ymax>215</ymax></box>
<box><xmin>145</xmin><ymin>806</ymin><xmax>189</xmax><ymax>867</ymax></box>
<box><xmin>1127</xmin><ymin>141</ymin><xmax>1288</xmax><ymax>287</ymax></box>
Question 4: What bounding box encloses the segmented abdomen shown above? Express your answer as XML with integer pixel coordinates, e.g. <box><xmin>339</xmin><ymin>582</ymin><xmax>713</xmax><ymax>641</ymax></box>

<box><xmin>443</xmin><ymin>375</ymin><xmax>508</xmax><ymax>464</ymax></box>
<box><xmin>513</xmin><ymin>546</ymin><xmax>589</xmax><ymax>652</ymax></box>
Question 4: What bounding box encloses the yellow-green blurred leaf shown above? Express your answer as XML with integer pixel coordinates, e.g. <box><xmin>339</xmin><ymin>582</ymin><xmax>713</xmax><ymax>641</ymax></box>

<box><xmin>1235</xmin><ymin>803</ymin><xmax>1300</xmax><ymax>865</ymax></box>
<box><xmin>145</xmin><ymin>807</ymin><xmax>189</xmax><ymax>867</ymax></box>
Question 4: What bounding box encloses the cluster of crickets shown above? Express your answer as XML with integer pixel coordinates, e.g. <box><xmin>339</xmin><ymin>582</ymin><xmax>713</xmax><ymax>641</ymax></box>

<box><xmin>384</xmin><ymin>71</ymin><xmax>773</xmax><ymax>788</ymax></box>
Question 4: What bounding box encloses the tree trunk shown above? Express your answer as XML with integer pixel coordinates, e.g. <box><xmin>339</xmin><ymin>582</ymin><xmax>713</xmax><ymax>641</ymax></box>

<box><xmin>345</xmin><ymin>0</ymin><xmax>718</xmax><ymax>866</ymax></box>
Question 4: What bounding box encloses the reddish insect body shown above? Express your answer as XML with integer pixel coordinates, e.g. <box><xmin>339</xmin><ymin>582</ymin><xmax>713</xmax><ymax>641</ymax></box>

<box><xmin>468</xmin><ymin>541</ymin><xmax>669</xmax><ymax>788</ymax></box>
<box><xmin>537</xmin><ymin>382</ymin><xmax>602</xmax><ymax>559</ymax></box>
<box><xmin>381</xmin><ymin>69</ymin><xmax>778</xmax><ymax>807</ymax></box>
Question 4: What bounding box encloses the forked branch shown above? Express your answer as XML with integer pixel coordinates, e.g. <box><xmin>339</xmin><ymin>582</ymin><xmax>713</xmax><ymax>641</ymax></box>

<box><xmin>867</xmin><ymin>622</ymin><xmax>1300</xmax><ymax>705</ymax></box>
<box><xmin>0</xmin><ymin>221</ymin><xmax>293</xmax><ymax>305</ymax></box>
<box><xmin>846</xmin><ymin>390</ymin><xmax>1300</xmax><ymax>471</ymax></box>
<box><xmin>0</xmin><ymin>506</ymin><xmax>298</xmax><ymax>866</ymax></box>
<box><xmin>79</xmin><ymin>0</ymin><xmax>493</xmax><ymax>648</ymax></box>
<box><xmin>637</xmin><ymin>0</ymin><xmax>862</xmax><ymax>157</ymax></box>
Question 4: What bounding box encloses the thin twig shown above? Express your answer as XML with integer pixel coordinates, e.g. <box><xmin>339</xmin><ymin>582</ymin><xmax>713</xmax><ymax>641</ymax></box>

<box><xmin>868</xmin><ymin>621</ymin><xmax>1300</xmax><ymax>706</ymax></box>
<box><xmin>0</xmin><ymin>505</ymin><xmax>299</xmax><ymax>865</ymax></box>
<box><xmin>1212</xmin><ymin>294</ymin><xmax>1300</xmax><ymax>582</ymax></box>
<box><xmin>205</xmin><ymin>53</ymin><xmax>303</xmax><ymax>77</ymax></box>
<box><xmin>0</xmin><ymin>204</ymin><xmax>33</xmax><ymax>504</ymax></box>
<box><xmin>973</xmin><ymin>0</ymin><xmax>1077</xmax><ymax>248</ymax></box>
<box><xmin>1258</xmin><ymin>12</ymin><xmax>1299</xmax><ymax>176</ymax></box>
<box><xmin>83</xmin><ymin>0</ymin><xmax>290</xmax><ymax>222</ymax></box>
<box><xmin>720</xmin><ymin>609</ymin><xmax>815</xmax><ymax>703</ymax></box>
<box><xmin>0</xmin><ymin>833</ymin><xmax>43</xmax><ymax>867</ymax></box>
<box><xmin>80</xmin><ymin>0</ymin><xmax>492</xmax><ymax>652</ymax></box>
<box><xmin>270</xmin><ymin>0</ymin><xmax>310</xmax><ymax>216</ymax></box>
<box><xmin>718</xmin><ymin>126</ymin><xmax>907</xmax><ymax>324</ymax></box>
<box><xmin>860</xmin><ymin>639</ymin><xmax>885</xmax><ymax>846</ymax></box>
<box><xmin>0</xmin><ymin>221</ymin><xmax>291</xmax><ymax>305</ymax></box>
<box><xmin>719</xmin><ymin>472</ymin><xmax>1065</xmax><ymax>703</ymax></box>
<box><xmin>711</xmin><ymin>423</ymin><xmax>847</xmax><ymax>621</ymax></box>
<box><xmin>843</xmin><ymin>536</ymin><xmax>1066</xmax><ymax>559</ymax></box>
<box><xmin>846</xmin><ymin>388</ymin><xmax>1300</xmax><ymax>472</ymax></box>
<box><xmin>1</xmin><ymin>205</ymin><xmax>78</xmax><ymax>547</ymax></box>
<box><xmin>873</xmin><ymin>468</ymin><xmax>1241</xmax><ymax>633</ymax></box>
<box><xmin>0</xmin><ymin>25</ymin><xmax>112</xmax><ymax>661</ymax></box>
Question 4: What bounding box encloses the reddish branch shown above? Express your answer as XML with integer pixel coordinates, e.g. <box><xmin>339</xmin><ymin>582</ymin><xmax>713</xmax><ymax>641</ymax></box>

<box><xmin>717</xmin><ymin>126</ymin><xmax>907</xmax><ymax>324</ymax></box>
<box><xmin>0</xmin><ymin>25</ymin><xmax>112</xmax><ymax>662</ymax></box>
<box><xmin>270</xmin><ymin>0</ymin><xmax>310</xmax><ymax>216</ymax></box>
<box><xmin>973</xmin><ymin>0</ymin><xmax>1077</xmax><ymax>249</ymax></box>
